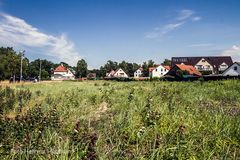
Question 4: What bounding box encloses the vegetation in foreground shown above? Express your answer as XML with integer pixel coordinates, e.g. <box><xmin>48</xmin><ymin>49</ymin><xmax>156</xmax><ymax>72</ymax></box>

<box><xmin>0</xmin><ymin>80</ymin><xmax>240</xmax><ymax>159</ymax></box>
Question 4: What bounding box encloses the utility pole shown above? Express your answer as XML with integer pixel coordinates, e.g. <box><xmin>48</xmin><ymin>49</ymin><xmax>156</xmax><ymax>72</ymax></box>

<box><xmin>39</xmin><ymin>59</ymin><xmax>41</xmax><ymax>82</ymax></box>
<box><xmin>20</xmin><ymin>50</ymin><xmax>25</xmax><ymax>83</ymax></box>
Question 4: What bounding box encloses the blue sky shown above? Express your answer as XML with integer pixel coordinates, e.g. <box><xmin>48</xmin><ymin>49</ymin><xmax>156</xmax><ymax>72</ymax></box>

<box><xmin>0</xmin><ymin>0</ymin><xmax>240</xmax><ymax>68</ymax></box>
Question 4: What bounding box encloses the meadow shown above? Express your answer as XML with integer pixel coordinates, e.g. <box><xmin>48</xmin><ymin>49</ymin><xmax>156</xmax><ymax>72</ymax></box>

<box><xmin>0</xmin><ymin>80</ymin><xmax>240</xmax><ymax>159</ymax></box>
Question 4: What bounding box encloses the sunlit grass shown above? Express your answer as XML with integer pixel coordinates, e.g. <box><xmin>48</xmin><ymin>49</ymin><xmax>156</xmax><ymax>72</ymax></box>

<box><xmin>0</xmin><ymin>80</ymin><xmax>240</xmax><ymax>159</ymax></box>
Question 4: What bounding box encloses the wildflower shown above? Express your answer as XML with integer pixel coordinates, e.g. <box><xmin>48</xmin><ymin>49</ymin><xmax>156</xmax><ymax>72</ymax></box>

<box><xmin>137</xmin><ymin>126</ymin><xmax>145</xmax><ymax>138</ymax></box>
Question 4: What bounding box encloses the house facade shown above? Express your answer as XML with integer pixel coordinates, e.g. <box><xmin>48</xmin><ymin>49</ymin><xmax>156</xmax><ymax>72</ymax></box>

<box><xmin>171</xmin><ymin>56</ymin><xmax>233</xmax><ymax>74</ymax></box>
<box><xmin>222</xmin><ymin>62</ymin><xmax>240</xmax><ymax>76</ymax></box>
<box><xmin>167</xmin><ymin>64</ymin><xmax>202</xmax><ymax>77</ymax></box>
<box><xmin>106</xmin><ymin>70</ymin><xmax>116</xmax><ymax>77</ymax></box>
<box><xmin>51</xmin><ymin>64</ymin><xmax>75</xmax><ymax>80</ymax></box>
<box><xmin>113</xmin><ymin>68</ymin><xmax>128</xmax><ymax>78</ymax></box>
<box><xmin>87</xmin><ymin>73</ymin><xmax>97</xmax><ymax>79</ymax></box>
<box><xmin>149</xmin><ymin>65</ymin><xmax>170</xmax><ymax>78</ymax></box>
<box><xmin>134</xmin><ymin>68</ymin><xmax>143</xmax><ymax>78</ymax></box>
<box><xmin>106</xmin><ymin>68</ymin><xmax>128</xmax><ymax>78</ymax></box>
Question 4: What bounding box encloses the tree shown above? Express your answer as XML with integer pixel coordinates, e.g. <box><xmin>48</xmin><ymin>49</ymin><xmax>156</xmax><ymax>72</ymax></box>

<box><xmin>76</xmin><ymin>59</ymin><xmax>88</xmax><ymax>78</ymax></box>
<box><xmin>28</xmin><ymin>59</ymin><xmax>54</xmax><ymax>80</ymax></box>
<box><xmin>142</xmin><ymin>60</ymin><xmax>155</xmax><ymax>77</ymax></box>
<box><xmin>162</xmin><ymin>59</ymin><xmax>171</xmax><ymax>66</ymax></box>
<box><xmin>99</xmin><ymin>60</ymin><xmax>118</xmax><ymax>77</ymax></box>
<box><xmin>0</xmin><ymin>47</ymin><xmax>29</xmax><ymax>81</ymax></box>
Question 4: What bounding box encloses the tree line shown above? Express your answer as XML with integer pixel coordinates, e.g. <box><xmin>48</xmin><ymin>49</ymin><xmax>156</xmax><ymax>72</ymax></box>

<box><xmin>0</xmin><ymin>47</ymin><xmax>171</xmax><ymax>80</ymax></box>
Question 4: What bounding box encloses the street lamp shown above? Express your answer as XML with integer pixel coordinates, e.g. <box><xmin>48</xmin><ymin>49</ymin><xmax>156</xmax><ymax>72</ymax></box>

<box><xmin>20</xmin><ymin>50</ymin><xmax>25</xmax><ymax>82</ymax></box>
<box><xmin>39</xmin><ymin>59</ymin><xmax>41</xmax><ymax>82</ymax></box>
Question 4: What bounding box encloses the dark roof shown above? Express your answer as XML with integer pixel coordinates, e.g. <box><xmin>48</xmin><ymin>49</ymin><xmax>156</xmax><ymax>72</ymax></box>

<box><xmin>171</xmin><ymin>56</ymin><xmax>233</xmax><ymax>68</ymax></box>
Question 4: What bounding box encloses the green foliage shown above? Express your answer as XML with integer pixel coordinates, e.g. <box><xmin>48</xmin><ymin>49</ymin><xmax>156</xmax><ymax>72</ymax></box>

<box><xmin>200</xmin><ymin>70</ymin><xmax>213</xmax><ymax>75</ymax></box>
<box><xmin>0</xmin><ymin>47</ymin><xmax>29</xmax><ymax>80</ymax></box>
<box><xmin>0</xmin><ymin>80</ymin><xmax>240</xmax><ymax>159</ymax></box>
<box><xmin>142</xmin><ymin>60</ymin><xmax>155</xmax><ymax>77</ymax></box>
<box><xmin>0</xmin><ymin>105</ymin><xmax>61</xmax><ymax>158</ymax></box>
<box><xmin>28</xmin><ymin>59</ymin><xmax>55</xmax><ymax>80</ymax></box>
<box><xmin>151</xmin><ymin>77</ymin><xmax>160</xmax><ymax>81</ymax></box>
<box><xmin>0</xmin><ymin>87</ymin><xmax>31</xmax><ymax>114</ymax></box>
<box><xmin>76</xmin><ymin>59</ymin><xmax>88</xmax><ymax>78</ymax></box>
<box><xmin>162</xmin><ymin>59</ymin><xmax>172</xmax><ymax>66</ymax></box>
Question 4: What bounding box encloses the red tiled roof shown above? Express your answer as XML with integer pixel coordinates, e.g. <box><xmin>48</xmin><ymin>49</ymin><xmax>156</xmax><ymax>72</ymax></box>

<box><xmin>176</xmin><ymin>64</ymin><xmax>202</xmax><ymax>76</ymax></box>
<box><xmin>54</xmin><ymin>65</ymin><xmax>68</xmax><ymax>72</ymax></box>
<box><xmin>149</xmin><ymin>67</ymin><xmax>155</xmax><ymax>72</ymax></box>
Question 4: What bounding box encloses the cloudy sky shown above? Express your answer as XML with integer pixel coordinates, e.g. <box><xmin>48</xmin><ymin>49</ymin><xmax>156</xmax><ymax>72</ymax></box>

<box><xmin>0</xmin><ymin>0</ymin><xmax>240</xmax><ymax>68</ymax></box>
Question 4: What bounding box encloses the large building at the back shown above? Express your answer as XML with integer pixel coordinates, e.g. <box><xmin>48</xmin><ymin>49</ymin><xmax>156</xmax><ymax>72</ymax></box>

<box><xmin>171</xmin><ymin>56</ymin><xmax>233</xmax><ymax>74</ymax></box>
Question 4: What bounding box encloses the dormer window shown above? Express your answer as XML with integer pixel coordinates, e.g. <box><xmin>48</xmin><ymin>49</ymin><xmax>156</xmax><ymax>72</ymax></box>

<box><xmin>219</xmin><ymin>63</ymin><xmax>228</xmax><ymax>71</ymax></box>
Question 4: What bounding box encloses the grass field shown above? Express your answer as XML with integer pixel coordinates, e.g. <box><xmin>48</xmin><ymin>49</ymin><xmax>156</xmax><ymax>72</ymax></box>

<box><xmin>0</xmin><ymin>80</ymin><xmax>240</xmax><ymax>159</ymax></box>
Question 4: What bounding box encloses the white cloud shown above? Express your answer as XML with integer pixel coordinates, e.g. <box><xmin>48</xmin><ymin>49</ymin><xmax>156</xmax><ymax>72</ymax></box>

<box><xmin>0</xmin><ymin>13</ymin><xmax>81</xmax><ymax>66</ymax></box>
<box><xmin>177</xmin><ymin>9</ymin><xmax>194</xmax><ymax>21</ymax></box>
<box><xmin>188</xmin><ymin>43</ymin><xmax>213</xmax><ymax>47</ymax></box>
<box><xmin>222</xmin><ymin>45</ymin><xmax>240</xmax><ymax>61</ymax></box>
<box><xmin>145</xmin><ymin>9</ymin><xmax>201</xmax><ymax>39</ymax></box>
<box><xmin>145</xmin><ymin>22</ymin><xmax>184</xmax><ymax>38</ymax></box>
<box><xmin>162</xmin><ymin>22</ymin><xmax>185</xmax><ymax>34</ymax></box>
<box><xmin>192</xmin><ymin>16</ymin><xmax>202</xmax><ymax>21</ymax></box>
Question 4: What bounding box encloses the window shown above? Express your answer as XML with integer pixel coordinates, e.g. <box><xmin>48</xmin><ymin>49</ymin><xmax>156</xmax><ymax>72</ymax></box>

<box><xmin>161</xmin><ymin>69</ymin><xmax>163</xmax><ymax>72</ymax></box>
<box><xmin>155</xmin><ymin>69</ymin><xmax>157</xmax><ymax>71</ymax></box>
<box><xmin>202</xmin><ymin>59</ymin><xmax>206</xmax><ymax>62</ymax></box>
<box><xmin>234</xmin><ymin>66</ymin><xmax>238</xmax><ymax>71</ymax></box>
<box><xmin>196</xmin><ymin>65</ymin><xmax>202</xmax><ymax>70</ymax></box>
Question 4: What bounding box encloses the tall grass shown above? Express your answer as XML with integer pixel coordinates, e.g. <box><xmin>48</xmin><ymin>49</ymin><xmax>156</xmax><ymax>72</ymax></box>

<box><xmin>0</xmin><ymin>80</ymin><xmax>239</xmax><ymax>159</ymax></box>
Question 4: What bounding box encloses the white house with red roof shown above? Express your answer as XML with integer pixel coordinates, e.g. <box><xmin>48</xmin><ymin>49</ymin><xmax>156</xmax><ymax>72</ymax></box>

<box><xmin>149</xmin><ymin>65</ymin><xmax>171</xmax><ymax>78</ymax></box>
<box><xmin>51</xmin><ymin>64</ymin><xmax>75</xmax><ymax>80</ymax></box>
<box><xmin>106</xmin><ymin>68</ymin><xmax>128</xmax><ymax>78</ymax></box>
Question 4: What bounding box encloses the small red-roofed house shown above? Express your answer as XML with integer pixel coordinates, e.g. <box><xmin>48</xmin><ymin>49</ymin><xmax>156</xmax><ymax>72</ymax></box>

<box><xmin>149</xmin><ymin>65</ymin><xmax>171</xmax><ymax>78</ymax></box>
<box><xmin>51</xmin><ymin>64</ymin><xmax>75</xmax><ymax>80</ymax></box>
<box><xmin>167</xmin><ymin>63</ymin><xmax>202</xmax><ymax>77</ymax></box>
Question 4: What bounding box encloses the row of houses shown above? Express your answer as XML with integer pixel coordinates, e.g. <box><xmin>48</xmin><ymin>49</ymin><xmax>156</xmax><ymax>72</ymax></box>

<box><xmin>105</xmin><ymin>56</ymin><xmax>239</xmax><ymax>79</ymax></box>
<box><xmin>169</xmin><ymin>56</ymin><xmax>240</xmax><ymax>77</ymax></box>
<box><xmin>50</xmin><ymin>56</ymin><xmax>240</xmax><ymax>80</ymax></box>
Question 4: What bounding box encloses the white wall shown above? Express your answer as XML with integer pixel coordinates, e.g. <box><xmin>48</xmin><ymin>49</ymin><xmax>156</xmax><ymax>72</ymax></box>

<box><xmin>134</xmin><ymin>69</ymin><xmax>142</xmax><ymax>78</ymax></box>
<box><xmin>222</xmin><ymin>63</ymin><xmax>240</xmax><ymax>76</ymax></box>
<box><xmin>52</xmin><ymin>70</ymin><xmax>75</xmax><ymax>80</ymax></box>
<box><xmin>114</xmin><ymin>69</ymin><xmax>128</xmax><ymax>77</ymax></box>
<box><xmin>151</xmin><ymin>66</ymin><xmax>169</xmax><ymax>78</ymax></box>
